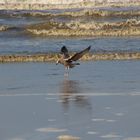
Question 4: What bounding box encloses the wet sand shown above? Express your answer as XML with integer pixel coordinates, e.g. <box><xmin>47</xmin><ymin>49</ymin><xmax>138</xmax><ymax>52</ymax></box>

<box><xmin>0</xmin><ymin>61</ymin><xmax>140</xmax><ymax>140</ymax></box>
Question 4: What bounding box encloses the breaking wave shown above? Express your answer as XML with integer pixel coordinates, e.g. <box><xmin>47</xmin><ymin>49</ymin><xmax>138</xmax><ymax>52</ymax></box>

<box><xmin>26</xmin><ymin>19</ymin><xmax>140</xmax><ymax>36</ymax></box>
<box><xmin>1</xmin><ymin>8</ymin><xmax>140</xmax><ymax>18</ymax></box>
<box><xmin>0</xmin><ymin>52</ymin><xmax>140</xmax><ymax>63</ymax></box>
<box><xmin>0</xmin><ymin>25</ymin><xmax>9</xmax><ymax>31</ymax></box>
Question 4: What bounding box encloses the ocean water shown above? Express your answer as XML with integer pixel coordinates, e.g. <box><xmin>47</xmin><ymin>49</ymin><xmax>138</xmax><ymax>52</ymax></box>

<box><xmin>0</xmin><ymin>8</ymin><xmax>140</xmax><ymax>140</ymax></box>
<box><xmin>0</xmin><ymin>32</ymin><xmax>140</xmax><ymax>54</ymax></box>
<box><xmin>0</xmin><ymin>9</ymin><xmax>140</xmax><ymax>55</ymax></box>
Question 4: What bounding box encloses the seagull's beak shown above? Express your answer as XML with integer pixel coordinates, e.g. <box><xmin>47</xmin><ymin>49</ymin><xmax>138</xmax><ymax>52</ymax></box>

<box><xmin>56</xmin><ymin>60</ymin><xmax>59</xmax><ymax>65</ymax></box>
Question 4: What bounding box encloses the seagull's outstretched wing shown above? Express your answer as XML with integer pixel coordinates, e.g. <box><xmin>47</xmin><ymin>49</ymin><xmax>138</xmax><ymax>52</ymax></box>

<box><xmin>67</xmin><ymin>46</ymin><xmax>91</xmax><ymax>62</ymax></box>
<box><xmin>61</xmin><ymin>46</ymin><xmax>70</xmax><ymax>59</ymax></box>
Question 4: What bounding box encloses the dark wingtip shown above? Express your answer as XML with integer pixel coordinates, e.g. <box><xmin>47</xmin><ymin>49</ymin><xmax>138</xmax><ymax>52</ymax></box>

<box><xmin>62</xmin><ymin>45</ymin><xmax>66</xmax><ymax>48</ymax></box>
<box><xmin>61</xmin><ymin>45</ymin><xmax>67</xmax><ymax>53</ymax></box>
<box><xmin>61</xmin><ymin>45</ymin><xmax>66</xmax><ymax>50</ymax></box>
<box><xmin>88</xmin><ymin>46</ymin><xmax>91</xmax><ymax>50</ymax></box>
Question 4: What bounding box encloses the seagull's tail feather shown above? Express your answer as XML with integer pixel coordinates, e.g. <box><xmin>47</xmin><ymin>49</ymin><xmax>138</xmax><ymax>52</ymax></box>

<box><xmin>69</xmin><ymin>63</ymin><xmax>80</xmax><ymax>68</ymax></box>
<box><xmin>74</xmin><ymin>63</ymin><xmax>80</xmax><ymax>65</ymax></box>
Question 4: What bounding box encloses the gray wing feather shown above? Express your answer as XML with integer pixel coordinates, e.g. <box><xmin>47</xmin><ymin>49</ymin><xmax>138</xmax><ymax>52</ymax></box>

<box><xmin>67</xmin><ymin>46</ymin><xmax>91</xmax><ymax>62</ymax></box>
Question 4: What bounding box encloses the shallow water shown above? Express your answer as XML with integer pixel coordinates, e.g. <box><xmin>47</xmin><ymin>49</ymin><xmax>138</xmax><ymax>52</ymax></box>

<box><xmin>0</xmin><ymin>61</ymin><xmax>140</xmax><ymax>140</ymax></box>
<box><xmin>0</xmin><ymin>34</ymin><xmax>140</xmax><ymax>55</ymax></box>
<box><xmin>1</xmin><ymin>61</ymin><xmax>140</xmax><ymax>94</ymax></box>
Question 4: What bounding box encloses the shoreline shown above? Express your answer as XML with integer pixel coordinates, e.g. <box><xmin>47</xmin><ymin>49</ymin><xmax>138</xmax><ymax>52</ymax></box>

<box><xmin>0</xmin><ymin>52</ymin><xmax>140</xmax><ymax>63</ymax></box>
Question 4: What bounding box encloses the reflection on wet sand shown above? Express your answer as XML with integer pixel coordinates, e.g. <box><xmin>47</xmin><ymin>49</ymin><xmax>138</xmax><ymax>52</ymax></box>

<box><xmin>59</xmin><ymin>78</ymin><xmax>93</xmax><ymax>130</ymax></box>
<box><xmin>59</xmin><ymin>78</ymin><xmax>81</xmax><ymax>103</ymax></box>
<box><xmin>61</xmin><ymin>78</ymin><xmax>81</xmax><ymax>93</ymax></box>
<box><xmin>59</xmin><ymin>78</ymin><xmax>91</xmax><ymax>108</ymax></box>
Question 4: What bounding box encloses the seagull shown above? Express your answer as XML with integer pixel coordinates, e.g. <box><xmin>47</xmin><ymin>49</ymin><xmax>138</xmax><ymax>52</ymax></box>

<box><xmin>56</xmin><ymin>45</ymin><xmax>91</xmax><ymax>70</ymax></box>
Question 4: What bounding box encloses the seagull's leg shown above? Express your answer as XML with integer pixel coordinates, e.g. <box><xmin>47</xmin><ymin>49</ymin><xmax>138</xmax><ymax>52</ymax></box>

<box><xmin>64</xmin><ymin>67</ymin><xmax>67</xmax><ymax>76</ymax></box>
<box><xmin>66</xmin><ymin>67</ymin><xmax>69</xmax><ymax>77</ymax></box>
<box><xmin>64</xmin><ymin>67</ymin><xmax>69</xmax><ymax>77</ymax></box>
